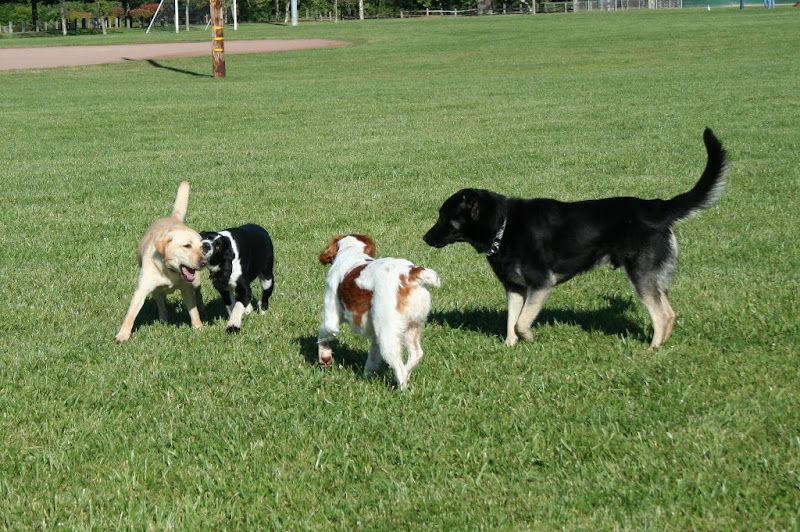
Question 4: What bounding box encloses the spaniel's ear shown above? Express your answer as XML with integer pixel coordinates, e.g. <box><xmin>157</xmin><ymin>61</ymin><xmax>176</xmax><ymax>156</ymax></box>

<box><xmin>155</xmin><ymin>232</ymin><xmax>173</xmax><ymax>258</ymax></box>
<box><xmin>354</xmin><ymin>234</ymin><xmax>376</xmax><ymax>258</ymax></box>
<box><xmin>319</xmin><ymin>235</ymin><xmax>345</xmax><ymax>265</ymax></box>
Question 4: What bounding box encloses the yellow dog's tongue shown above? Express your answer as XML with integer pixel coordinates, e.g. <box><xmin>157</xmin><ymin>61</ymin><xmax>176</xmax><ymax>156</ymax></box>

<box><xmin>180</xmin><ymin>265</ymin><xmax>196</xmax><ymax>282</ymax></box>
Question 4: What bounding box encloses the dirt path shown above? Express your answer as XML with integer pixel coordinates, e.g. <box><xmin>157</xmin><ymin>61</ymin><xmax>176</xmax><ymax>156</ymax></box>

<box><xmin>0</xmin><ymin>39</ymin><xmax>350</xmax><ymax>71</ymax></box>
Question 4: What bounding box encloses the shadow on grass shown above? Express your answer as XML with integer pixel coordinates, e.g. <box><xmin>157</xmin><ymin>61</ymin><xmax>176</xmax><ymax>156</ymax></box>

<box><xmin>296</xmin><ymin>334</ymin><xmax>366</xmax><ymax>373</ymax></box>
<box><xmin>429</xmin><ymin>296</ymin><xmax>647</xmax><ymax>342</ymax></box>
<box><xmin>131</xmin><ymin>298</ymin><xmax>196</xmax><ymax>330</ymax></box>
<box><xmin>200</xmin><ymin>296</ymin><xmax>231</xmax><ymax>325</ymax></box>
<box><xmin>143</xmin><ymin>59</ymin><xmax>211</xmax><ymax>78</ymax></box>
<box><xmin>129</xmin><ymin>293</ymin><xmax>230</xmax><ymax>332</ymax></box>
<box><xmin>295</xmin><ymin>335</ymin><xmax>399</xmax><ymax>389</ymax></box>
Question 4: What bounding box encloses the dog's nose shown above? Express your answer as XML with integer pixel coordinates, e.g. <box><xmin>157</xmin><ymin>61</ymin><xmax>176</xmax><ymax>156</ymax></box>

<box><xmin>199</xmin><ymin>257</ymin><xmax>208</xmax><ymax>267</ymax></box>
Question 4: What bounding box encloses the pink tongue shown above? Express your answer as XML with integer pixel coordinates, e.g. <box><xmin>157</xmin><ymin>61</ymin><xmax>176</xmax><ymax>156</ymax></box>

<box><xmin>181</xmin><ymin>265</ymin><xmax>196</xmax><ymax>282</ymax></box>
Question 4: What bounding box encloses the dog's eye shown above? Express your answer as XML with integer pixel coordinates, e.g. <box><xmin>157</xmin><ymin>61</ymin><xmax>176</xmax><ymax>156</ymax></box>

<box><xmin>184</xmin><ymin>244</ymin><xmax>192</xmax><ymax>249</ymax></box>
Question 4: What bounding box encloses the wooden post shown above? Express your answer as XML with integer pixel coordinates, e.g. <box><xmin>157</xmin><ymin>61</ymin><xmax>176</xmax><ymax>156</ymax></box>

<box><xmin>210</xmin><ymin>0</ymin><xmax>225</xmax><ymax>78</ymax></box>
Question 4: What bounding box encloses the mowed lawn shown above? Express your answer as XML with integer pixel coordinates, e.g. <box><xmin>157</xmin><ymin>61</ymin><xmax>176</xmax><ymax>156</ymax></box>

<box><xmin>0</xmin><ymin>9</ymin><xmax>798</xmax><ymax>529</ymax></box>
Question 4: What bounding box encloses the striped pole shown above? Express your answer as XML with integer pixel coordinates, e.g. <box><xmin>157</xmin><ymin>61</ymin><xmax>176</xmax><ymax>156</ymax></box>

<box><xmin>210</xmin><ymin>0</ymin><xmax>225</xmax><ymax>78</ymax></box>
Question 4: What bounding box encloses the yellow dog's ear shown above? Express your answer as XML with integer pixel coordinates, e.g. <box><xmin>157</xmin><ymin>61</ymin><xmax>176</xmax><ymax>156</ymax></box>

<box><xmin>155</xmin><ymin>232</ymin><xmax>173</xmax><ymax>258</ymax></box>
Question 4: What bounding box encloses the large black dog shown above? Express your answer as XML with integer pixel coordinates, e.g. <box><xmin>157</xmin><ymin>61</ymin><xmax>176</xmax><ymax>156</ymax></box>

<box><xmin>423</xmin><ymin>128</ymin><xmax>728</xmax><ymax>348</ymax></box>
<box><xmin>200</xmin><ymin>224</ymin><xmax>274</xmax><ymax>333</ymax></box>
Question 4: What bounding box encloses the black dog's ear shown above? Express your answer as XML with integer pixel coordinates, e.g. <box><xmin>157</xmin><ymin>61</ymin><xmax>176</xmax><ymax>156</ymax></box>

<box><xmin>458</xmin><ymin>189</ymin><xmax>481</xmax><ymax>221</ymax></box>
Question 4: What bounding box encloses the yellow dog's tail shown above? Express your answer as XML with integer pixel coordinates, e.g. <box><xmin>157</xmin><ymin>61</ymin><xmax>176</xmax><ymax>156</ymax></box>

<box><xmin>172</xmin><ymin>180</ymin><xmax>190</xmax><ymax>221</ymax></box>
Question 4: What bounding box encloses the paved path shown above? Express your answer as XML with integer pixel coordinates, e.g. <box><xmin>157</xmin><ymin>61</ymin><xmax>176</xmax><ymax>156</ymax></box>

<box><xmin>0</xmin><ymin>39</ymin><xmax>350</xmax><ymax>71</ymax></box>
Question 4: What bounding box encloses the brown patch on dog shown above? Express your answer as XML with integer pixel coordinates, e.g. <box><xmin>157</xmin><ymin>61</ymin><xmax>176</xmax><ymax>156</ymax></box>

<box><xmin>350</xmin><ymin>234</ymin><xmax>376</xmax><ymax>258</ymax></box>
<box><xmin>337</xmin><ymin>264</ymin><xmax>372</xmax><ymax>327</ymax></box>
<box><xmin>319</xmin><ymin>234</ymin><xmax>377</xmax><ymax>264</ymax></box>
<box><xmin>396</xmin><ymin>266</ymin><xmax>425</xmax><ymax>314</ymax></box>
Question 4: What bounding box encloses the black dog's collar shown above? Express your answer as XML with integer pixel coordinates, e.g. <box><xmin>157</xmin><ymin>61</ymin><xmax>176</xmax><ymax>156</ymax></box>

<box><xmin>486</xmin><ymin>219</ymin><xmax>506</xmax><ymax>257</ymax></box>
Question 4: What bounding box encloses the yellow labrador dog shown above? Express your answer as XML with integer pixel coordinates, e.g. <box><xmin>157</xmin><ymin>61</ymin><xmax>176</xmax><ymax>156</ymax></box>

<box><xmin>115</xmin><ymin>180</ymin><xmax>208</xmax><ymax>343</ymax></box>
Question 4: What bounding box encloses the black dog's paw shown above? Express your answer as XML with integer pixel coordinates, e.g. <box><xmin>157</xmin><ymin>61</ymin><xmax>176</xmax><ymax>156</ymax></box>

<box><xmin>226</xmin><ymin>325</ymin><xmax>241</xmax><ymax>334</ymax></box>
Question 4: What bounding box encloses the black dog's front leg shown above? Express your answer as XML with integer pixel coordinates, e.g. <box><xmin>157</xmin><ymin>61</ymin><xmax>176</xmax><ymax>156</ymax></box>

<box><xmin>226</xmin><ymin>281</ymin><xmax>253</xmax><ymax>333</ymax></box>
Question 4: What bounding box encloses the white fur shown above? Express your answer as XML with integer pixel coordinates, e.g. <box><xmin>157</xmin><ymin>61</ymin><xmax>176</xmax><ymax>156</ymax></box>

<box><xmin>318</xmin><ymin>236</ymin><xmax>440</xmax><ymax>391</ymax></box>
<box><xmin>204</xmin><ymin>231</ymin><xmax>249</xmax><ymax>329</ymax></box>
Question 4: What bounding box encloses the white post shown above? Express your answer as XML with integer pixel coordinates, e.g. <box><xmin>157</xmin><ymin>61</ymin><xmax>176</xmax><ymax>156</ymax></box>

<box><xmin>233</xmin><ymin>0</ymin><xmax>238</xmax><ymax>29</ymax></box>
<box><xmin>291</xmin><ymin>0</ymin><xmax>298</xmax><ymax>25</ymax></box>
<box><xmin>146</xmin><ymin>0</ymin><xmax>165</xmax><ymax>33</ymax></box>
<box><xmin>174</xmin><ymin>0</ymin><xmax>178</xmax><ymax>32</ymax></box>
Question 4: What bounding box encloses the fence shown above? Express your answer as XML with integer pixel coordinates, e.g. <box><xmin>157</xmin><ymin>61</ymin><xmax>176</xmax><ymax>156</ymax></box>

<box><xmin>0</xmin><ymin>18</ymin><xmax>144</xmax><ymax>34</ymax></box>
<box><xmin>0</xmin><ymin>1</ymin><xmax>786</xmax><ymax>33</ymax></box>
<box><xmin>537</xmin><ymin>0</ymin><xmax>682</xmax><ymax>12</ymax></box>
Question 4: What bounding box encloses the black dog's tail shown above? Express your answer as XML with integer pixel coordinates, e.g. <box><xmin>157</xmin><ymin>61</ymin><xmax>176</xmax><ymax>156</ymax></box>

<box><xmin>664</xmin><ymin>128</ymin><xmax>729</xmax><ymax>223</ymax></box>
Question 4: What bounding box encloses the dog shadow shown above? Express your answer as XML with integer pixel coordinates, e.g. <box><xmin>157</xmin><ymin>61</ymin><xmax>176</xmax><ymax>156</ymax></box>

<box><xmin>429</xmin><ymin>296</ymin><xmax>647</xmax><ymax>342</ymax></box>
<box><xmin>295</xmin><ymin>335</ymin><xmax>398</xmax><ymax>389</ymax></box>
<box><xmin>130</xmin><ymin>295</ymin><xmax>233</xmax><ymax>331</ymax></box>
<box><xmin>132</xmin><ymin>298</ymin><xmax>196</xmax><ymax>330</ymax></box>
<box><xmin>200</xmin><ymin>296</ymin><xmax>232</xmax><ymax>324</ymax></box>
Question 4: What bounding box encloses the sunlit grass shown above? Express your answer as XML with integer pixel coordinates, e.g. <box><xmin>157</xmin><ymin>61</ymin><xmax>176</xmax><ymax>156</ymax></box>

<box><xmin>0</xmin><ymin>10</ymin><xmax>798</xmax><ymax>529</ymax></box>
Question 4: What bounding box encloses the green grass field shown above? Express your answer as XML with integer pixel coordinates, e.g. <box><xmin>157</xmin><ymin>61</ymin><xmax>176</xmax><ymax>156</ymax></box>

<box><xmin>1</xmin><ymin>9</ymin><xmax>798</xmax><ymax>529</ymax></box>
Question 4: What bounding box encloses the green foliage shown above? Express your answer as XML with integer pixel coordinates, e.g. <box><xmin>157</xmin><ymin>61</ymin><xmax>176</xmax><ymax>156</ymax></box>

<box><xmin>0</xmin><ymin>12</ymin><xmax>798</xmax><ymax>529</ymax></box>
<box><xmin>0</xmin><ymin>3</ymin><xmax>30</xmax><ymax>22</ymax></box>
<box><xmin>66</xmin><ymin>8</ymin><xmax>93</xmax><ymax>17</ymax></box>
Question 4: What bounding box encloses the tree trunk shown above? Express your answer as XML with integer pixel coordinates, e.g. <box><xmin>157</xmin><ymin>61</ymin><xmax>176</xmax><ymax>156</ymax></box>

<box><xmin>32</xmin><ymin>0</ymin><xmax>39</xmax><ymax>31</ymax></box>
<box><xmin>359</xmin><ymin>0</ymin><xmax>364</xmax><ymax>19</ymax></box>
<box><xmin>60</xmin><ymin>1</ymin><xmax>67</xmax><ymax>35</ymax></box>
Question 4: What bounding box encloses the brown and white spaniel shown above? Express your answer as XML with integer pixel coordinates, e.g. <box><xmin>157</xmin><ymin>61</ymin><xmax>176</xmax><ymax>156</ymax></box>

<box><xmin>317</xmin><ymin>234</ymin><xmax>441</xmax><ymax>391</ymax></box>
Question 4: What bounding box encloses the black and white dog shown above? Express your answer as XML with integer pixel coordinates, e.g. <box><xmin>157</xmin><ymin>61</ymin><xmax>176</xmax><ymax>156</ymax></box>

<box><xmin>200</xmin><ymin>224</ymin><xmax>274</xmax><ymax>333</ymax></box>
<box><xmin>423</xmin><ymin>128</ymin><xmax>728</xmax><ymax>349</ymax></box>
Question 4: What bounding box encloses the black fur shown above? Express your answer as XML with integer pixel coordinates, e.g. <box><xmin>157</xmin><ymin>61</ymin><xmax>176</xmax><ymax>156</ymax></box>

<box><xmin>200</xmin><ymin>224</ymin><xmax>274</xmax><ymax>333</ymax></box>
<box><xmin>423</xmin><ymin>128</ymin><xmax>728</xmax><ymax>348</ymax></box>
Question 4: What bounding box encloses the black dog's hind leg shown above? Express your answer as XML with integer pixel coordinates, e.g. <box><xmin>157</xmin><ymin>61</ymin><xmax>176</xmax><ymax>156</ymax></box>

<box><xmin>640</xmin><ymin>290</ymin><xmax>676</xmax><ymax>349</ymax></box>
<box><xmin>624</xmin><ymin>232</ymin><xmax>678</xmax><ymax>349</ymax></box>
<box><xmin>258</xmin><ymin>274</ymin><xmax>274</xmax><ymax>313</ymax></box>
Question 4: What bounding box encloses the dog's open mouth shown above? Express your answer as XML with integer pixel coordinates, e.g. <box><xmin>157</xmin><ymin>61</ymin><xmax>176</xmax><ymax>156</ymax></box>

<box><xmin>180</xmin><ymin>265</ymin><xmax>196</xmax><ymax>282</ymax></box>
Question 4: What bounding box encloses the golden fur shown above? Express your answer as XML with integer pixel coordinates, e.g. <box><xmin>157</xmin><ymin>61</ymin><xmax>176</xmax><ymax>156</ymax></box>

<box><xmin>115</xmin><ymin>181</ymin><xmax>207</xmax><ymax>343</ymax></box>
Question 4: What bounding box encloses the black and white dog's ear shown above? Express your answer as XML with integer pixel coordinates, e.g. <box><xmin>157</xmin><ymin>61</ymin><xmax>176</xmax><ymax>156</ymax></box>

<box><xmin>223</xmin><ymin>241</ymin><xmax>235</xmax><ymax>263</ymax></box>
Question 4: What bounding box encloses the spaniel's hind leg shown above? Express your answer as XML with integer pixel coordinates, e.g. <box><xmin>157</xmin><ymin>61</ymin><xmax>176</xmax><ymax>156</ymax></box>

<box><xmin>403</xmin><ymin>322</ymin><xmax>425</xmax><ymax>378</ymax></box>
<box><xmin>376</xmin><ymin>333</ymin><xmax>408</xmax><ymax>391</ymax></box>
